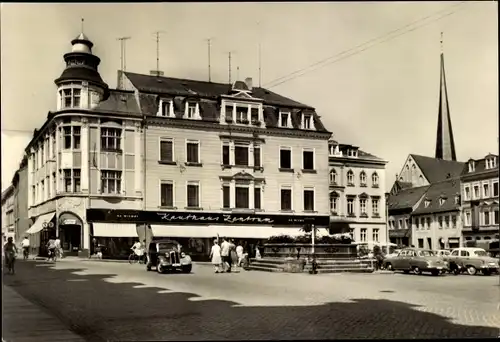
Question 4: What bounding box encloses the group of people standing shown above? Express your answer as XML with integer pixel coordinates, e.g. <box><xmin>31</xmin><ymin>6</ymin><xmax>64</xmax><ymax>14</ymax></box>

<box><xmin>210</xmin><ymin>237</ymin><xmax>254</xmax><ymax>273</ymax></box>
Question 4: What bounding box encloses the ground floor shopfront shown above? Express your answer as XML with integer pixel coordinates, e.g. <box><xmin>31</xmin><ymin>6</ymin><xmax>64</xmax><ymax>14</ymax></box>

<box><xmin>87</xmin><ymin>209</ymin><xmax>330</xmax><ymax>261</ymax></box>
<box><xmin>389</xmin><ymin>229</ymin><xmax>411</xmax><ymax>247</ymax></box>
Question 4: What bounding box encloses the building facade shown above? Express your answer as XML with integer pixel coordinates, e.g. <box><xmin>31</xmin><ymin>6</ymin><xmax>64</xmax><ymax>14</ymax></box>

<box><xmin>88</xmin><ymin>72</ymin><xmax>332</xmax><ymax>259</ymax></box>
<box><xmin>411</xmin><ymin>178</ymin><xmax>463</xmax><ymax>250</ymax></box>
<box><xmin>24</xmin><ymin>32</ymin><xmax>143</xmax><ymax>257</ymax></box>
<box><xmin>461</xmin><ymin>154</ymin><xmax>499</xmax><ymax>243</ymax></box>
<box><xmin>328</xmin><ymin>140</ymin><xmax>387</xmax><ymax>244</ymax></box>
<box><xmin>12</xmin><ymin>157</ymin><xmax>30</xmax><ymax>244</ymax></box>
<box><xmin>1</xmin><ymin>185</ymin><xmax>15</xmax><ymax>242</ymax></box>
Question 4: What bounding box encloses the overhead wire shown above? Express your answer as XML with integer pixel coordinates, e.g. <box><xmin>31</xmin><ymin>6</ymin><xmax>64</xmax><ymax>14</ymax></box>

<box><xmin>263</xmin><ymin>1</ymin><xmax>468</xmax><ymax>89</ymax></box>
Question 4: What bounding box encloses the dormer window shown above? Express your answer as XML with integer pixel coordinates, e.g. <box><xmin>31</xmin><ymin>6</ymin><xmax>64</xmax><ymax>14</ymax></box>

<box><xmin>439</xmin><ymin>197</ymin><xmax>445</xmax><ymax>206</ymax></box>
<box><xmin>424</xmin><ymin>199</ymin><xmax>431</xmax><ymax>208</ymax></box>
<box><xmin>236</xmin><ymin>107</ymin><xmax>248</xmax><ymax>123</ymax></box>
<box><xmin>302</xmin><ymin>114</ymin><xmax>313</xmax><ymax>130</ymax></box>
<box><xmin>486</xmin><ymin>157</ymin><xmax>497</xmax><ymax>169</ymax></box>
<box><xmin>468</xmin><ymin>160</ymin><xmax>475</xmax><ymax>172</ymax></box>
<box><xmin>187</xmin><ymin>104</ymin><xmax>196</xmax><ymax>119</ymax></box>
<box><xmin>279</xmin><ymin>111</ymin><xmax>291</xmax><ymax>128</ymax></box>
<box><xmin>347</xmin><ymin>149</ymin><xmax>358</xmax><ymax>157</ymax></box>
<box><xmin>159</xmin><ymin>99</ymin><xmax>174</xmax><ymax>117</ymax></box>
<box><xmin>454</xmin><ymin>195</ymin><xmax>460</xmax><ymax>205</ymax></box>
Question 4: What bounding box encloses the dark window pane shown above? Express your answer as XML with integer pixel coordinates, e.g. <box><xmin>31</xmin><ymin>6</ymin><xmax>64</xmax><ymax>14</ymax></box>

<box><xmin>73</xmin><ymin>136</ymin><xmax>81</xmax><ymax>149</ymax></box>
<box><xmin>254</xmin><ymin>187</ymin><xmax>261</xmax><ymax>209</ymax></box>
<box><xmin>226</xmin><ymin>106</ymin><xmax>233</xmax><ymax>120</ymax></box>
<box><xmin>251</xmin><ymin>108</ymin><xmax>259</xmax><ymax>122</ymax></box>
<box><xmin>222</xmin><ymin>145</ymin><xmax>230</xmax><ymax>165</ymax></box>
<box><xmin>303</xmin><ymin>151</ymin><xmax>314</xmax><ymax>170</ymax></box>
<box><xmin>253</xmin><ymin>147</ymin><xmax>261</xmax><ymax>167</ymax></box>
<box><xmin>187</xmin><ymin>143</ymin><xmax>199</xmax><ymax>163</ymax></box>
<box><xmin>235</xmin><ymin>146</ymin><xmax>249</xmax><ymax>166</ymax></box>
<box><xmin>304</xmin><ymin>190</ymin><xmax>315</xmax><ymax>211</ymax></box>
<box><xmin>160</xmin><ymin>141</ymin><xmax>173</xmax><ymax>162</ymax></box>
<box><xmin>160</xmin><ymin>183</ymin><xmax>173</xmax><ymax>207</ymax></box>
<box><xmin>281</xmin><ymin>189</ymin><xmax>292</xmax><ymax>210</ymax></box>
<box><xmin>280</xmin><ymin>149</ymin><xmax>291</xmax><ymax>169</ymax></box>
<box><xmin>223</xmin><ymin>186</ymin><xmax>230</xmax><ymax>208</ymax></box>
<box><xmin>187</xmin><ymin>184</ymin><xmax>199</xmax><ymax>207</ymax></box>
<box><xmin>235</xmin><ymin>187</ymin><xmax>249</xmax><ymax>208</ymax></box>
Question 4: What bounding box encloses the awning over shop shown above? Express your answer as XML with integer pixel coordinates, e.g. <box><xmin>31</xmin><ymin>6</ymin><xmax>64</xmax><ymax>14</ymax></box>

<box><xmin>150</xmin><ymin>225</ymin><xmax>303</xmax><ymax>239</ymax></box>
<box><xmin>92</xmin><ymin>223</ymin><xmax>138</xmax><ymax>237</ymax></box>
<box><xmin>26</xmin><ymin>212</ymin><xmax>56</xmax><ymax>235</ymax></box>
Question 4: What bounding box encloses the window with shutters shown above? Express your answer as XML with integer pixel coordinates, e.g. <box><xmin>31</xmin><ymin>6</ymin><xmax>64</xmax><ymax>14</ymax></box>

<box><xmin>186</xmin><ymin>140</ymin><xmax>200</xmax><ymax>164</ymax></box>
<box><xmin>160</xmin><ymin>181</ymin><xmax>174</xmax><ymax>207</ymax></box>
<box><xmin>159</xmin><ymin>138</ymin><xmax>174</xmax><ymax>164</ymax></box>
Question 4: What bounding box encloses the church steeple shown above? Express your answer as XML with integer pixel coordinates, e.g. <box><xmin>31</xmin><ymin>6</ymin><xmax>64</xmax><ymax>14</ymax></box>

<box><xmin>435</xmin><ymin>33</ymin><xmax>457</xmax><ymax>161</ymax></box>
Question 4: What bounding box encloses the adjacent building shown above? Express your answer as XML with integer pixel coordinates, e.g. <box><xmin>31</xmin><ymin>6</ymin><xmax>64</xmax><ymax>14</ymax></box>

<box><xmin>1</xmin><ymin>185</ymin><xmax>15</xmax><ymax>242</ymax></box>
<box><xmin>12</xmin><ymin>156</ymin><xmax>30</xmax><ymax>244</ymax></box>
<box><xmin>328</xmin><ymin>140</ymin><xmax>387</xmax><ymax>244</ymax></box>
<box><xmin>460</xmin><ymin>154</ymin><xmax>499</xmax><ymax>243</ymax></box>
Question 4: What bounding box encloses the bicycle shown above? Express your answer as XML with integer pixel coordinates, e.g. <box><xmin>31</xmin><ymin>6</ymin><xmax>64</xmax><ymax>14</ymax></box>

<box><xmin>47</xmin><ymin>249</ymin><xmax>57</xmax><ymax>262</ymax></box>
<box><xmin>128</xmin><ymin>253</ymin><xmax>145</xmax><ymax>264</ymax></box>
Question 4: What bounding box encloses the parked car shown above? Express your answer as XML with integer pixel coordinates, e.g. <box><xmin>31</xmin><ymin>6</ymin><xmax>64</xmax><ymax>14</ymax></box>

<box><xmin>384</xmin><ymin>248</ymin><xmax>448</xmax><ymax>276</ymax></box>
<box><xmin>146</xmin><ymin>239</ymin><xmax>192</xmax><ymax>274</ymax></box>
<box><xmin>445</xmin><ymin>248</ymin><xmax>499</xmax><ymax>276</ymax></box>
<box><xmin>435</xmin><ymin>250</ymin><xmax>451</xmax><ymax>258</ymax></box>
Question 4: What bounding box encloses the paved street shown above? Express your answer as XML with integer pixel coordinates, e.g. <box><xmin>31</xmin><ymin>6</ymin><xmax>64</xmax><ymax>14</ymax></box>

<box><xmin>3</xmin><ymin>259</ymin><xmax>499</xmax><ymax>341</ymax></box>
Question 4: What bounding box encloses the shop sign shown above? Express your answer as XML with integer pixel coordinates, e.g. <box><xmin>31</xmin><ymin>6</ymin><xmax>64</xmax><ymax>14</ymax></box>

<box><xmin>87</xmin><ymin>209</ymin><xmax>330</xmax><ymax>226</ymax></box>
<box><xmin>63</xmin><ymin>219</ymin><xmax>77</xmax><ymax>225</ymax></box>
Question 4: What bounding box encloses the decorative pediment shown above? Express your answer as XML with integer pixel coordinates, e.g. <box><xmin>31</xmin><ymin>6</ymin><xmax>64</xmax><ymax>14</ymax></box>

<box><xmin>329</xmin><ymin>191</ymin><xmax>339</xmax><ymax>198</ymax></box>
<box><xmin>358</xmin><ymin>192</ymin><xmax>369</xmax><ymax>199</ymax></box>
<box><xmin>219</xmin><ymin>171</ymin><xmax>265</xmax><ymax>182</ymax></box>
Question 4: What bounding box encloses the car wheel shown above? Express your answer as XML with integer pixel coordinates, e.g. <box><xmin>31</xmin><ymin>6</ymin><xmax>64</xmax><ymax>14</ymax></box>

<box><xmin>146</xmin><ymin>265</ymin><xmax>151</xmax><ymax>271</ymax></box>
<box><xmin>386</xmin><ymin>263</ymin><xmax>393</xmax><ymax>271</ymax></box>
<box><xmin>413</xmin><ymin>267</ymin><xmax>422</xmax><ymax>275</ymax></box>
<box><xmin>157</xmin><ymin>262</ymin><xmax>164</xmax><ymax>274</ymax></box>
<box><xmin>182</xmin><ymin>264</ymin><xmax>192</xmax><ymax>273</ymax></box>
<box><xmin>431</xmin><ymin>270</ymin><xmax>439</xmax><ymax>276</ymax></box>
<box><xmin>466</xmin><ymin>266</ymin><xmax>477</xmax><ymax>276</ymax></box>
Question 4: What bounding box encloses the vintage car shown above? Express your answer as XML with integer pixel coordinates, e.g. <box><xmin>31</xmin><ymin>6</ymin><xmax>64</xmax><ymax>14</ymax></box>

<box><xmin>146</xmin><ymin>239</ymin><xmax>192</xmax><ymax>274</ymax></box>
<box><xmin>446</xmin><ymin>248</ymin><xmax>499</xmax><ymax>276</ymax></box>
<box><xmin>435</xmin><ymin>249</ymin><xmax>451</xmax><ymax>258</ymax></box>
<box><xmin>384</xmin><ymin>248</ymin><xmax>448</xmax><ymax>276</ymax></box>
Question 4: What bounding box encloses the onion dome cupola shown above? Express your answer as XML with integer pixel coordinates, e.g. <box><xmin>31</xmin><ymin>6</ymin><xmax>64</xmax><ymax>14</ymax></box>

<box><xmin>54</xmin><ymin>28</ymin><xmax>109</xmax><ymax>111</ymax></box>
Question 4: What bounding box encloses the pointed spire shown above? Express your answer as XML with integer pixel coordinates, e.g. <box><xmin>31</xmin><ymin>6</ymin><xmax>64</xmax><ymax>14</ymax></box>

<box><xmin>435</xmin><ymin>32</ymin><xmax>457</xmax><ymax>161</ymax></box>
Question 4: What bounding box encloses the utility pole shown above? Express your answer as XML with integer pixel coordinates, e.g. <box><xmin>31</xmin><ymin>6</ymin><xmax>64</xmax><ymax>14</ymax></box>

<box><xmin>117</xmin><ymin>37</ymin><xmax>131</xmax><ymax>89</ymax></box>
<box><xmin>206</xmin><ymin>38</ymin><xmax>212</xmax><ymax>82</ymax></box>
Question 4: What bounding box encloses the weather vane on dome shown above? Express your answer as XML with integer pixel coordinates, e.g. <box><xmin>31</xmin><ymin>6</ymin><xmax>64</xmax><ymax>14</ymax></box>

<box><xmin>81</xmin><ymin>18</ymin><xmax>85</xmax><ymax>33</ymax></box>
<box><xmin>440</xmin><ymin>31</ymin><xmax>443</xmax><ymax>53</ymax></box>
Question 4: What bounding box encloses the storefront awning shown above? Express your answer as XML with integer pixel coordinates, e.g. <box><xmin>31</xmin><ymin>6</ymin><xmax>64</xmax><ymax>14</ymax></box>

<box><xmin>150</xmin><ymin>225</ymin><xmax>304</xmax><ymax>239</ymax></box>
<box><xmin>93</xmin><ymin>223</ymin><xmax>138</xmax><ymax>237</ymax></box>
<box><xmin>26</xmin><ymin>212</ymin><xmax>55</xmax><ymax>235</ymax></box>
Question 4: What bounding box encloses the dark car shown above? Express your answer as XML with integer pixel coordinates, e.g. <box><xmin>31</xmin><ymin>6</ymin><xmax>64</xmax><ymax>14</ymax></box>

<box><xmin>146</xmin><ymin>239</ymin><xmax>193</xmax><ymax>274</ymax></box>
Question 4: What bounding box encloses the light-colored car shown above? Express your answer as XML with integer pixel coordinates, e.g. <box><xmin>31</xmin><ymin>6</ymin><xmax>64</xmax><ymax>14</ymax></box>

<box><xmin>384</xmin><ymin>248</ymin><xmax>448</xmax><ymax>276</ymax></box>
<box><xmin>435</xmin><ymin>250</ymin><xmax>451</xmax><ymax>258</ymax></box>
<box><xmin>446</xmin><ymin>248</ymin><xmax>499</xmax><ymax>276</ymax></box>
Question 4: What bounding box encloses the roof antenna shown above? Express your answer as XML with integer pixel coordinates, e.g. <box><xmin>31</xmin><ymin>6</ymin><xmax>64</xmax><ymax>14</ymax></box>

<box><xmin>228</xmin><ymin>51</ymin><xmax>233</xmax><ymax>84</ymax></box>
<box><xmin>206</xmin><ymin>38</ymin><xmax>212</xmax><ymax>82</ymax></box>
<box><xmin>81</xmin><ymin>18</ymin><xmax>84</xmax><ymax>34</ymax></box>
<box><xmin>151</xmin><ymin>31</ymin><xmax>165</xmax><ymax>77</ymax></box>
<box><xmin>117</xmin><ymin>36</ymin><xmax>131</xmax><ymax>89</ymax></box>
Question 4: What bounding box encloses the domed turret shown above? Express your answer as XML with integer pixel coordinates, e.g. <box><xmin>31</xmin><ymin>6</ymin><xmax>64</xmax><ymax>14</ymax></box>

<box><xmin>55</xmin><ymin>27</ymin><xmax>109</xmax><ymax>111</ymax></box>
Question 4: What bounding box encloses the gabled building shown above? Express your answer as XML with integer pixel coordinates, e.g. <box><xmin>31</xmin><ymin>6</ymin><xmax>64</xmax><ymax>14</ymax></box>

<box><xmin>328</xmin><ymin>140</ymin><xmax>387</xmax><ymax>243</ymax></box>
<box><xmin>460</xmin><ymin>154</ymin><xmax>499</xmax><ymax>243</ymax></box>
<box><xmin>387</xmin><ymin>185</ymin><xmax>429</xmax><ymax>246</ymax></box>
<box><xmin>411</xmin><ymin>178</ymin><xmax>462</xmax><ymax>250</ymax></box>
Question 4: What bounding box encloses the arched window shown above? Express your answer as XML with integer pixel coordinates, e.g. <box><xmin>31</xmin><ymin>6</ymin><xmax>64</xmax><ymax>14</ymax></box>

<box><xmin>359</xmin><ymin>171</ymin><xmax>367</xmax><ymax>186</ymax></box>
<box><xmin>329</xmin><ymin>192</ymin><xmax>338</xmax><ymax>212</ymax></box>
<box><xmin>329</xmin><ymin>170</ymin><xmax>337</xmax><ymax>184</ymax></box>
<box><xmin>372</xmin><ymin>172</ymin><xmax>379</xmax><ymax>187</ymax></box>
<box><xmin>347</xmin><ymin>170</ymin><xmax>354</xmax><ymax>185</ymax></box>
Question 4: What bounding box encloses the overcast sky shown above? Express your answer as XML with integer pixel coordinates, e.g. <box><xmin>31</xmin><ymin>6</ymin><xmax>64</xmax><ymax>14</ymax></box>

<box><xmin>1</xmin><ymin>2</ymin><xmax>498</xmax><ymax>192</ymax></box>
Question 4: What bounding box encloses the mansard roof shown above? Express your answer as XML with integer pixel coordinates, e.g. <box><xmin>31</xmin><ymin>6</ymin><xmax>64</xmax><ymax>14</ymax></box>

<box><xmin>412</xmin><ymin>178</ymin><xmax>461</xmax><ymax>215</ymax></box>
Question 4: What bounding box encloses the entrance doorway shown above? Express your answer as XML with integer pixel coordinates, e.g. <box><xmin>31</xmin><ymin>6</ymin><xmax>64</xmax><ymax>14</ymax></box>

<box><xmin>60</xmin><ymin>224</ymin><xmax>82</xmax><ymax>256</ymax></box>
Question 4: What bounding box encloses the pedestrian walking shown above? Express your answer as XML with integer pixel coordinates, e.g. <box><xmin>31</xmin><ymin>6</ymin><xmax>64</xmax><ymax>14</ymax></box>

<box><xmin>4</xmin><ymin>237</ymin><xmax>18</xmax><ymax>275</ymax></box>
<box><xmin>255</xmin><ymin>244</ymin><xmax>262</xmax><ymax>259</ymax></box>
<box><xmin>230</xmin><ymin>239</ymin><xmax>238</xmax><ymax>267</ymax></box>
<box><xmin>210</xmin><ymin>239</ymin><xmax>222</xmax><ymax>273</ymax></box>
<box><xmin>236</xmin><ymin>241</ymin><xmax>244</xmax><ymax>267</ymax></box>
<box><xmin>220</xmin><ymin>237</ymin><xmax>231</xmax><ymax>272</ymax></box>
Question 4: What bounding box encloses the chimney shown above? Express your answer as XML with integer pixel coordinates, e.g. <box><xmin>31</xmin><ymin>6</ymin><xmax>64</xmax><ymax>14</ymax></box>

<box><xmin>244</xmin><ymin>77</ymin><xmax>253</xmax><ymax>90</ymax></box>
